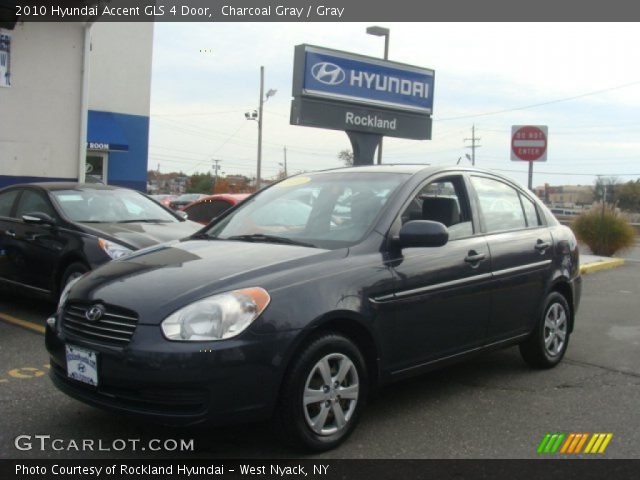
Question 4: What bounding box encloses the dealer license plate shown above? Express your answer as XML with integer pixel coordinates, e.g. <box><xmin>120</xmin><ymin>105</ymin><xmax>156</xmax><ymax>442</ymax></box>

<box><xmin>65</xmin><ymin>344</ymin><xmax>98</xmax><ymax>386</ymax></box>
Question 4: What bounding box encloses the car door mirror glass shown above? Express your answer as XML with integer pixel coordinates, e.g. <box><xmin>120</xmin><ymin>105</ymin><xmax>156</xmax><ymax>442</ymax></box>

<box><xmin>399</xmin><ymin>220</ymin><xmax>449</xmax><ymax>248</ymax></box>
<box><xmin>22</xmin><ymin>211</ymin><xmax>56</xmax><ymax>226</ymax></box>
<box><xmin>177</xmin><ymin>210</ymin><xmax>188</xmax><ymax>220</ymax></box>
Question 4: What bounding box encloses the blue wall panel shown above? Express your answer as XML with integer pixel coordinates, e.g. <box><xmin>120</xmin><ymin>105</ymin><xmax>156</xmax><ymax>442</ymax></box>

<box><xmin>89</xmin><ymin>110</ymin><xmax>149</xmax><ymax>193</ymax></box>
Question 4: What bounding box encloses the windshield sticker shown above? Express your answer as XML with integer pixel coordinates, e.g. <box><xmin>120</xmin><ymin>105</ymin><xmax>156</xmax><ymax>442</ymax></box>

<box><xmin>275</xmin><ymin>176</ymin><xmax>311</xmax><ymax>188</ymax></box>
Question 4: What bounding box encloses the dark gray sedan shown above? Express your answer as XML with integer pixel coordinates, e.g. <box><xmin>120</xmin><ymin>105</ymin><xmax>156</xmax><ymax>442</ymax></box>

<box><xmin>0</xmin><ymin>183</ymin><xmax>201</xmax><ymax>298</ymax></box>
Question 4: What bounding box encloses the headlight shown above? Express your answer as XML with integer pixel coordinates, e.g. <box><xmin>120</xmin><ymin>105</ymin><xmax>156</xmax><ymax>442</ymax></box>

<box><xmin>161</xmin><ymin>288</ymin><xmax>270</xmax><ymax>341</ymax></box>
<box><xmin>57</xmin><ymin>275</ymin><xmax>82</xmax><ymax>312</ymax></box>
<box><xmin>98</xmin><ymin>238</ymin><xmax>133</xmax><ymax>260</ymax></box>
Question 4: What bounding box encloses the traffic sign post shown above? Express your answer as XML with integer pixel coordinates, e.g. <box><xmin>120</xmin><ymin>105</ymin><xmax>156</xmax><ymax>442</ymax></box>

<box><xmin>511</xmin><ymin>125</ymin><xmax>548</xmax><ymax>190</ymax></box>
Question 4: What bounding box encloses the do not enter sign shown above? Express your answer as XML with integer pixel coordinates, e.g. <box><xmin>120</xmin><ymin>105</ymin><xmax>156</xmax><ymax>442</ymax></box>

<box><xmin>511</xmin><ymin>125</ymin><xmax>547</xmax><ymax>162</ymax></box>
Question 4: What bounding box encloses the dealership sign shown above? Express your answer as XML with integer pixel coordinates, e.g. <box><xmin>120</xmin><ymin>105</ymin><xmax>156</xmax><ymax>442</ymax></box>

<box><xmin>511</xmin><ymin>125</ymin><xmax>548</xmax><ymax>162</ymax></box>
<box><xmin>299</xmin><ymin>46</ymin><xmax>435</xmax><ymax>113</ymax></box>
<box><xmin>291</xmin><ymin>44</ymin><xmax>434</xmax><ymax>141</ymax></box>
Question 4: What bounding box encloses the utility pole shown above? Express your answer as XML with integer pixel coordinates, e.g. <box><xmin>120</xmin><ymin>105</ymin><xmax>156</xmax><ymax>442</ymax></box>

<box><xmin>283</xmin><ymin>146</ymin><xmax>288</xmax><ymax>177</ymax></box>
<box><xmin>256</xmin><ymin>66</ymin><xmax>265</xmax><ymax>190</ymax></box>
<box><xmin>464</xmin><ymin>124</ymin><xmax>481</xmax><ymax>166</ymax></box>
<box><xmin>212</xmin><ymin>159</ymin><xmax>222</xmax><ymax>193</ymax></box>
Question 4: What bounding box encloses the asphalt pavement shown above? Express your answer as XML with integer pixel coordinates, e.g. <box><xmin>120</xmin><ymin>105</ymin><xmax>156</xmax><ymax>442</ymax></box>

<box><xmin>0</xmin><ymin>264</ymin><xmax>639</xmax><ymax>459</ymax></box>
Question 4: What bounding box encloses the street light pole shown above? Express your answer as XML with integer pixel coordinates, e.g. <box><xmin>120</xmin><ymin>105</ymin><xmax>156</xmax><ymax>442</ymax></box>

<box><xmin>257</xmin><ymin>66</ymin><xmax>265</xmax><ymax>190</ymax></box>
<box><xmin>366</xmin><ymin>26</ymin><xmax>390</xmax><ymax>165</ymax></box>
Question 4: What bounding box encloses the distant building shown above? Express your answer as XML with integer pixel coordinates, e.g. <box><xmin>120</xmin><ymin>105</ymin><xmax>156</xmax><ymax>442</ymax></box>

<box><xmin>0</xmin><ymin>12</ymin><xmax>153</xmax><ymax>191</ymax></box>
<box><xmin>534</xmin><ymin>184</ymin><xmax>593</xmax><ymax>208</ymax></box>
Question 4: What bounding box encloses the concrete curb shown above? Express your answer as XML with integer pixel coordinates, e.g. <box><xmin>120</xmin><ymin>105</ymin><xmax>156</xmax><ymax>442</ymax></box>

<box><xmin>580</xmin><ymin>258</ymin><xmax>625</xmax><ymax>275</ymax></box>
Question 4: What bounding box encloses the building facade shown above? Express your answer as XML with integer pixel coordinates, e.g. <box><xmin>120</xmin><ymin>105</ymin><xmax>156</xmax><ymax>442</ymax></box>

<box><xmin>0</xmin><ymin>18</ymin><xmax>153</xmax><ymax>191</ymax></box>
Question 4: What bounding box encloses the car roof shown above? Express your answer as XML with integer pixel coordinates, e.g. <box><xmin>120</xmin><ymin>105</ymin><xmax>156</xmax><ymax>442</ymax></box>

<box><xmin>303</xmin><ymin>164</ymin><xmax>522</xmax><ymax>182</ymax></box>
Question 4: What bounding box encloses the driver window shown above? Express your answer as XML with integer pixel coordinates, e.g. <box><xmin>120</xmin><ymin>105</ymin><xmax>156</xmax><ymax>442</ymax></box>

<box><xmin>400</xmin><ymin>176</ymin><xmax>474</xmax><ymax>240</ymax></box>
<box><xmin>15</xmin><ymin>190</ymin><xmax>56</xmax><ymax>219</ymax></box>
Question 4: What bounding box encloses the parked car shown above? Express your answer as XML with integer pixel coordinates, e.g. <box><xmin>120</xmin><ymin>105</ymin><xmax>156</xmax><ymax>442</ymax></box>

<box><xmin>169</xmin><ymin>193</ymin><xmax>208</xmax><ymax>210</ymax></box>
<box><xmin>46</xmin><ymin>166</ymin><xmax>581</xmax><ymax>451</ymax></box>
<box><xmin>182</xmin><ymin>193</ymin><xmax>250</xmax><ymax>225</ymax></box>
<box><xmin>149</xmin><ymin>194</ymin><xmax>177</xmax><ymax>209</ymax></box>
<box><xmin>0</xmin><ymin>183</ymin><xmax>202</xmax><ymax>299</ymax></box>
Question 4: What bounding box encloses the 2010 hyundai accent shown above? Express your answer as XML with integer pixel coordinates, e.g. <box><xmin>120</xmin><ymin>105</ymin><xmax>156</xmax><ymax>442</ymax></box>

<box><xmin>46</xmin><ymin>166</ymin><xmax>581</xmax><ymax>451</ymax></box>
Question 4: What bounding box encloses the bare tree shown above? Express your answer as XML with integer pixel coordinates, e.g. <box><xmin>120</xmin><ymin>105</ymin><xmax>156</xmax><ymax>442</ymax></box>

<box><xmin>338</xmin><ymin>149</ymin><xmax>354</xmax><ymax>167</ymax></box>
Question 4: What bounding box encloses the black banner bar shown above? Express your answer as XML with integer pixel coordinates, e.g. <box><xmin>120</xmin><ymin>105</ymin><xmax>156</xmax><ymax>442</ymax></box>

<box><xmin>7</xmin><ymin>0</ymin><xmax>640</xmax><ymax>22</ymax></box>
<box><xmin>4</xmin><ymin>459</ymin><xmax>640</xmax><ymax>480</ymax></box>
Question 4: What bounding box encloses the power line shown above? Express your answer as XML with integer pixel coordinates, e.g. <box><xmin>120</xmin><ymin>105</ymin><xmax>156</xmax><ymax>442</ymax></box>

<box><xmin>436</xmin><ymin>79</ymin><xmax>640</xmax><ymax>122</ymax></box>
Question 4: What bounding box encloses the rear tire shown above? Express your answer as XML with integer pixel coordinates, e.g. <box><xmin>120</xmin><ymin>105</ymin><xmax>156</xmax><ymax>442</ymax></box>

<box><xmin>520</xmin><ymin>291</ymin><xmax>571</xmax><ymax>369</ymax></box>
<box><xmin>273</xmin><ymin>333</ymin><xmax>368</xmax><ymax>452</ymax></box>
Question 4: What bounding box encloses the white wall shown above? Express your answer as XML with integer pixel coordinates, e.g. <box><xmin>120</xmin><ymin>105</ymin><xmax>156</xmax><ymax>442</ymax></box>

<box><xmin>89</xmin><ymin>22</ymin><xmax>154</xmax><ymax>117</ymax></box>
<box><xmin>0</xmin><ymin>23</ymin><xmax>84</xmax><ymax>180</ymax></box>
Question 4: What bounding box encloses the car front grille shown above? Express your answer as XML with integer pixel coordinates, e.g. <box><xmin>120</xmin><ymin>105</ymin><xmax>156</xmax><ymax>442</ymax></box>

<box><xmin>62</xmin><ymin>303</ymin><xmax>138</xmax><ymax>347</ymax></box>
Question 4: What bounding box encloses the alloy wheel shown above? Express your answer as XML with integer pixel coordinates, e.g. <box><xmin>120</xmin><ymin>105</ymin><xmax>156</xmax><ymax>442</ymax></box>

<box><xmin>544</xmin><ymin>302</ymin><xmax>568</xmax><ymax>356</ymax></box>
<box><xmin>302</xmin><ymin>353</ymin><xmax>359</xmax><ymax>436</ymax></box>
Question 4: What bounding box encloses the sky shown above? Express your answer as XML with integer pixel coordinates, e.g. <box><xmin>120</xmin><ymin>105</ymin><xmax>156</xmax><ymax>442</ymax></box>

<box><xmin>148</xmin><ymin>22</ymin><xmax>640</xmax><ymax>188</ymax></box>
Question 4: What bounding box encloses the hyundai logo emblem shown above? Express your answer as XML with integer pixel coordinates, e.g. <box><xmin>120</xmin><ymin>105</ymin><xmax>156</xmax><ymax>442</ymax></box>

<box><xmin>311</xmin><ymin>62</ymin><xmax>346</xmax><ymax>86</ymax></box>
<box><xmin>85</xmin><ymin>304</ymin><xmax>105</xmax><ymax>322</ymax></box>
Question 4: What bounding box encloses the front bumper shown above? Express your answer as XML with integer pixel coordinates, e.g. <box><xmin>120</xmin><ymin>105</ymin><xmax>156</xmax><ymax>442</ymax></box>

<box><xmin>45</xmin><ymin>320</ymin><xmax>298</xmax><ymax>426</ymax></box>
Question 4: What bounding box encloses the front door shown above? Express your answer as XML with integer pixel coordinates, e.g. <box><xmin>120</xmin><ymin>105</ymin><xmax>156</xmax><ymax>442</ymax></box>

<box><xmin>380</xmin><ymin>175</ymin><xmax>493</xmax><ymax>373</ymax></box>
<box><xmin>11</xmin><ymin>189</ymin><xmax>64</xmax><ymax>293</ymax></box>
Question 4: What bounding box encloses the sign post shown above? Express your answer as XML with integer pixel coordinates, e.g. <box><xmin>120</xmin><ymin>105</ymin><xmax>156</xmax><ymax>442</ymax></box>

<box><xmin>291</xmin><ymin>44</ymin><xmax>435</xmax><ymax>165</ymax></box>
<box><xmin>510</xmin><ymin>125</ymin><xmax>548</xmax><ymax>190</ymax></box>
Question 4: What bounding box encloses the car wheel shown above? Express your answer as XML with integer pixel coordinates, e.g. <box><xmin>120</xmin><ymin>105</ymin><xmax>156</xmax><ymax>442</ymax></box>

<box><xmin>274</xmin><ymin>333</ymin><xmax>368</xmax><ymax>452</ymax></box>
<box><xmin>59</xmin><ymin>262</ymin><xmax>89</xmax><ymax>296</ymax></box>
<box><xmin>520</xmin><ymin>291</ymin><xmax>571</xmax><ymax>369</ymax></box>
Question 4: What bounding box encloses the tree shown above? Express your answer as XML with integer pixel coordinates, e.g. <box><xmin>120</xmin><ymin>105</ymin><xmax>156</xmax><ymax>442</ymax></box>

<box><xmin>338</xmin><ymin>149</ymin><xmax>354</xmax><ymax>167</ymax></box>
<box><xmin>617</xmin><ymin>179</ymin><xmax>640</xmax><ymax>212</ymax></box>
<box><xmin>592</xmin><ymin>176</ymin><xmax>619</xmax><ymax>204</ymax></box>
<box><xmin>186</xmin><ymin>172</ymin><xmax>214</xmax><ymax>193</ymax></box>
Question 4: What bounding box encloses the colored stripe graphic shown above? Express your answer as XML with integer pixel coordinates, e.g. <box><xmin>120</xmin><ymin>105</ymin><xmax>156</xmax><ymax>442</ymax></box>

<box><xmin>585</xmin><ymin>433</ymin><xmax>613</xmax><ymax>454</ymax></box>
<box><xmin>537</xmin><ymin>433</ymin><xmax>565</xmax><ymax>453</ymax></box>
<box><xmin>540</xmin><ymin>433</ymin><xmax>613</xmax><ymax>454</ymax></box>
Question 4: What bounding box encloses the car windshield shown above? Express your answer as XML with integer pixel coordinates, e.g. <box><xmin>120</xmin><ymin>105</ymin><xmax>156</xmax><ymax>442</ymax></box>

<box><xmin>205</xmin><ymin>172</ymin><xmax>409</xmax><ymax>249</ymax></box>
<box><xmin>52</xmin><ymin>189</ymin><xmax>179</xmax><ymax>223</ymax></box>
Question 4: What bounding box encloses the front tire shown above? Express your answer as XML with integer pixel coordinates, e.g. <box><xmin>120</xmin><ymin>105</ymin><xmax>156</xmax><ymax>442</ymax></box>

<box><xmin>273</xmin><ymin>333</ymin><xmax>368</xmax><ymax>452</ymax></box>
<box><xmin>58</xmin><ymin>262</ymin><xmax>89</xmax><ymax>296</ymax></box>
<box><xmin>520</xmin><ymin>291</ymin><xmax>571</xmax><ymax>368</ymax></box>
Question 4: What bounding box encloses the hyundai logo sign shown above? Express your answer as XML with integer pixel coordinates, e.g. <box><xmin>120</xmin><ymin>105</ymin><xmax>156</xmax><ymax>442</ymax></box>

<box><xmin>311</xmin><ymin>62</ymin><xmax>346</xmax><ymax>85</ymax></box>
<box><xmin>297</xmin><ymin>45</ymin><xmax>435</xmax><ymax>113</ymax></box>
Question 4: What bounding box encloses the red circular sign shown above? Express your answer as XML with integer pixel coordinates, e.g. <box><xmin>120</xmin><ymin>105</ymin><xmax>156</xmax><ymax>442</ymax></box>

<box><xmin>511</xmin><ymin>126</ymin><xmax>547</xmax><ymax>161</ymax></box>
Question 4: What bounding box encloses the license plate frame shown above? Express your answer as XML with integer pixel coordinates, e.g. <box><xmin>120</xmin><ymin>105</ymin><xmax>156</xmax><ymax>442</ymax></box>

<box><xmin>65</xmin><ymin>344</ymin><xmax>99</xmax><ymax>387</ymax></box>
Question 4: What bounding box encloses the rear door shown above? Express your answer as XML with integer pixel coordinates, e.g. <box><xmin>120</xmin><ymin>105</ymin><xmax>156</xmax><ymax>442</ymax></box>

<box><xmin>469</xmin><ymin>175</ymin><xmax>553</xmax><ymax>341</ymax></box>
<box><xmin>381</xmin><ymin>174</ymin><xmax>493</xmax><ymax>372</ymax></box>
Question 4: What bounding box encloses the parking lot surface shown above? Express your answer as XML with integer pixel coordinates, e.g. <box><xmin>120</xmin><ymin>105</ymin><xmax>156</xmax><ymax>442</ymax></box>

<box><xmin>1</xmin><ymin>264</ymin><xmax>639</xmax><ymax>459</ymax></box>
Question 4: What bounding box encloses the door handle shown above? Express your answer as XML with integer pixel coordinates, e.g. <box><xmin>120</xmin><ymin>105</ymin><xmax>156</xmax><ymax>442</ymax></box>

<box><xmin>464</xmin><ymin>251</ymin><xmax>486</xmax><ymax>264</ymax></box>
<box><xmin>5</xmin><ymin>230</ymin><xmax>16</xmax><ymax>238</ymax></box>
<box><xmin>535</xmin><ymin>240</ymin><xmax>551</xmax><ymax>251</ymax></box>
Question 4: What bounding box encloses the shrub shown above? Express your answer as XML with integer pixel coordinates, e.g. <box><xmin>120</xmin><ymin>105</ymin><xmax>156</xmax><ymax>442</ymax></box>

<box><xmin>572</xmin><ymin>206</ymin><xmax>636</xmax><ymax>256</ymax></box>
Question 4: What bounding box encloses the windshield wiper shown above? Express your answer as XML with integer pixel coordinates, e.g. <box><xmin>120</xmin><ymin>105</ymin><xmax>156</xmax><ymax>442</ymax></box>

<box><xmin>225</xmin><ymin>234</ymin><xmax>316</xmax><ymax>248</ymax></box>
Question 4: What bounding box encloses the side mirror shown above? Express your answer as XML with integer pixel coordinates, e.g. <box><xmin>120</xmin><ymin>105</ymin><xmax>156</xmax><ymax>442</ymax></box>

<box><xmin>177</xmin><ymin>210</ymin><xmax>189</xmax><ymax>220</ymax></box>
<box><xmin>399</xmin><ymin>220</ymin><xmax>449</xmax><ymax>248</ymax></box>
<box><xmin>22</xmin><ymin>212</ymin><xmax>56</xmax><ymax>226</ymax></box>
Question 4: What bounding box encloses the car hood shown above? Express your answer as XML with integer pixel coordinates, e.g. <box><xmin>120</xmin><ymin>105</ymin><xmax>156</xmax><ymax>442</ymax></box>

<box><xmin>78</xmin><ymin>221</ymin><xmax>202</xmax><ymax>249</ymax></box>
<box><xmin>71</xmin><ymin>239</ymin><xmax>337</xmax><ymax>324</ymax></box>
